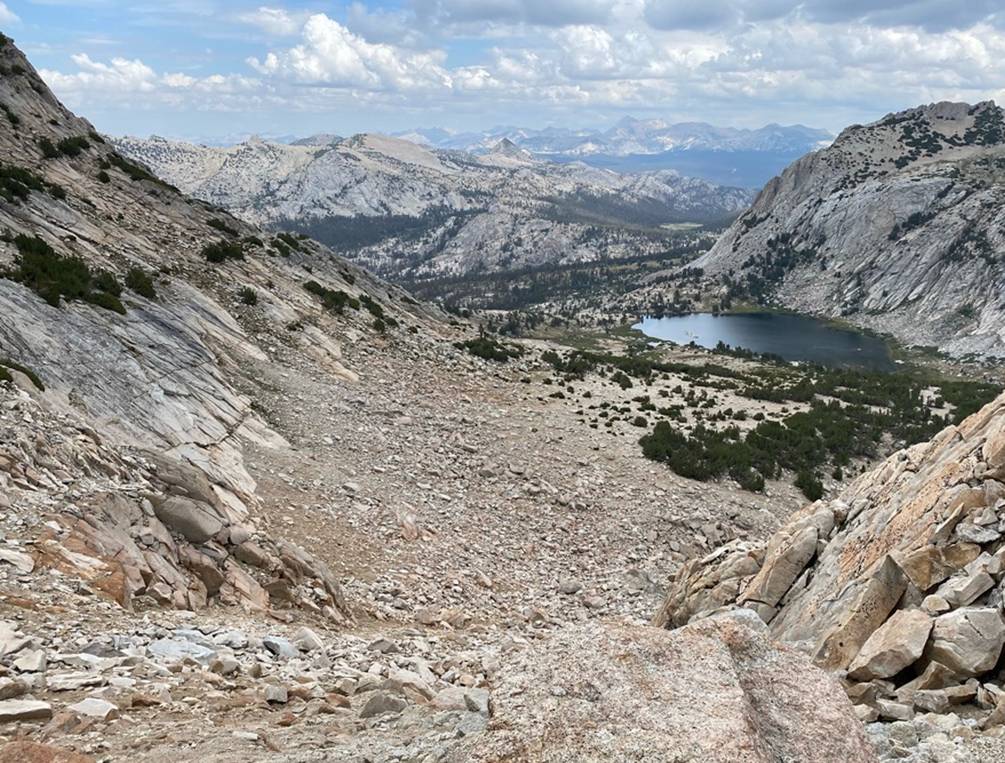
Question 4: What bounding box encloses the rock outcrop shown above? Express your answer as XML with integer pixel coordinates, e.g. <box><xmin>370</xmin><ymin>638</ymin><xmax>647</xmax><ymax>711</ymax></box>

<box><xmin>656</xmin><ymin>391</ymin><xmax>1005</xmax><ymax>735</ymax></box>
<box><xmin>448</xmin><ymin>611</ymin><xmax>876</xmax><ymax>762</ymax></box>
<box><xmin>691</xmin><ymin>101</ymin><xmax>1005</xmax><ymax>357</ymax></box>
<box><xmin>1</xmin><ymin>385</ymin><xmax>350</xmax><ymax>620</ymax></box>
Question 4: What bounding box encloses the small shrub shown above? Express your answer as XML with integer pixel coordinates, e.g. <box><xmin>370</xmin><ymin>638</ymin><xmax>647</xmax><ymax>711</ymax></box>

<box><xmin>304</xmin><ymin>280</ymin><xmax>359</xmax><ymax>313</ymax></box>
<box><xmin>275</xmin><ymin>232</ymin><xmax>303</xmax><ymax>252</ymax></box>
<box><xmin>38</xmin><ymin>137</ymin><xmax>59</xmax><ymax>159</ymax></box>
<box><xmin>373</xmin><ymin>317</ymin><xmax>387</xmax><ymax>333</ymax></box>
<box><xmin>631</xmin><ymin>415</ymin><xmax>648</xmax><ymax>428</ymax></box>
<box><xmin>5</xmin><ymin>234</ymin><xmax>124</xmax><ymax>314</ymax></box>
<box><xmin>239</xmin><ymin>287</ymin><xmax>258</xmax><ymax>305</ymax></box>
<box><xmin>359</xmin><ymin>293</ymin><xmax>385</xmax><ymax>319</ymax></box>
<box><xmin>97</xmin><ymin>170</ymin><xmax>110</xmax><ymax>183</ymax></box>
<box><xmin>456</xmin><ymin>335</ymin><xmax>523</xmax><ymax>363</ymax></box>
<box><xmin>91</xmin><ymin>269</ymin><xmax>122</xmax><ymax>297</ymax></box>
<box><xmin>125</xmin><ymin>267</ymin><xmax>156</xmax><ymax>299</ymax></box>
<box><xmin>56</xmin><ymin>135</ymin><xmax>90</xmax><ymax>157</ymax></box>
<box><xmin>0</xmin><ymin>164</ymin><xmax>64</xmax><ymax>203</ymax></box>
<box><xmin>0</xmin><ymin>103</ymin><xmax>19</xmax><ymax>127</ymax></box>
<box><xmin>795</xmin><ymin>470</ymin><xmax>824</xmax><ymax>501</ymax></box>
<box><xmin>84</xmin><ymin>290</ymin><xmax>126</xmax><ymax>314</ymax></box>
<box><xmin>203</xmin><ymin>240</ymin><xmax>245</xmax><ymax>263</ymax></box>
<box><xmin>107</xmin><ymin>153</ymin><xmax>175</xmax><ymax>189</ymax></box>
<box><xmin>208</xmin><ymin>218</ymin><xmax>238</xmax><ymax>236</ymax></box>
<box><xmin>611</xmin><ymin>371</ymin><xmax>633</xmax><ymax>390</ymax></box>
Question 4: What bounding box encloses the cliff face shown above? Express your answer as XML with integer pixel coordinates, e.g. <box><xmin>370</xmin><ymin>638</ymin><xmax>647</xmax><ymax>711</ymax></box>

<box><xmin>693</xmin><ymin>101</ymin><xmax>1005</xmax><ymax>358</ymax></box>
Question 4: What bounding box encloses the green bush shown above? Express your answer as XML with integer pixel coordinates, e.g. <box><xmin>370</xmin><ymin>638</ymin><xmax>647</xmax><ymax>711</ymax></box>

<box><xmin>0</xmin><ymin>164</ymin><xmax>64</xmax><ymax>204</ymax></box>
<box><xmin>359</xmin><ymin>293</ymin><xmax>385</xmax><ymax>319</ymax></box>
<box><xmin>38</xmin><ymin>137</ymin><xmax>59</xmax><ymax>159</ymax></box>
<box><xmin>106</xmin><ymin>153</ymin><xmax>175</xmax><ymax>189</ymax></box>
<box><xmin>1</xmin><ymin>103</ymin><xmax>19</xmax><ymax>127</ymax></box>
<box><xmin>97</xmin><ymin>170</ymin><xmax>110</xmax><ymax>183</ymax></box>
<box><xmin>84</xmin><ymin>290</ymin><xmax>126</xmax><ymax>314</ymax></box>
<box><xmin>239</xmin><ymin>287</ymin><xmax>258</xmax><ymax>305</ymax></box>
<box><xmin>275</xmin><ymin>232</ymin><xmax>303</xmax><ymax>252</ymax></box>
<box><xmin>91</xmin><ymin>269</ymin><xmax>122</xmax><ymax>297</ymax></box>
<box><xmin>795</xmin><ymin>470</ymin><xmax>824</xmax><ymax>501</ymax></box>
<box><xmin>125</xmin><ymin>267</ymin><xmax>156</xmax><ymax>299</ymax></box>
<box><xmin>4</xmin><ymin>234</ymin><xmax>124</xmax><ymax>314</ymax></box>
<box><xmin>456</xmin><ymin>335</ymin><xmax>523</xmax><ymax>363</ymax></box>
<box><xmin>203</xmin><ymin>240</ymin><xmax>245</xmax><ymax>263</ymax></box>
<box><xmin>304</xmin><ymin>280</ymin><xmax>359</xmax><ymax>313</ymax></box>
<box><xmin>208</xmin><ymin>218</ymin><xmax>238</xmax><ymax>236</ymax></box>
<box><xmin>56</xmin><ymin>136</ymin><xmax>90</xmax><ymax>157</ymax></box>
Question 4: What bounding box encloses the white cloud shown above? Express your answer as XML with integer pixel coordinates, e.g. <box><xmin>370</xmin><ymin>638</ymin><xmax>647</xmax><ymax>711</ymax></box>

<box><xmin>248</xmin><ymin>13</ymin><xmax>453</xmax><ymax>91</ymax></box>
<box><xmin>0</xmin><ymin>2</ymin><xmax>19</xmax><ymax>25</ymax></box>
<box><xmin>39</xmin><ymin>55</ymin><xmax>261</xmax><ymax>113</ymax></box>
<box><xmin>237</xmin><ymin>6</ymin><xmax>306</xmax><ymax>37</ymax></box>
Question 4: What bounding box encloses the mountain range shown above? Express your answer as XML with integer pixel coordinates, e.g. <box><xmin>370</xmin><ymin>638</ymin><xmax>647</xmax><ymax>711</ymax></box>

<box><xmin>113</xmin><ymin>132</ymin><xmax>753</xmax><ymax>282</ymax></box>
<box><xmin>394</xmin><ymin>117</ymin><xmax>834</xmax><ymax>187</ymax></box>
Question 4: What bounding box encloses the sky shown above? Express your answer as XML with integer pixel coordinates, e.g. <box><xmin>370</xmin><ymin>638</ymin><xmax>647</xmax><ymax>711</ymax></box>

<box><xmin>3</xmin><ymin>1</ymin><xmax>1005</xmax><ymax>141</ymax></box>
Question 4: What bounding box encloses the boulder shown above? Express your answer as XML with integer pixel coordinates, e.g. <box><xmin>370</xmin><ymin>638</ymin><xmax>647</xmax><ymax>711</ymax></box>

<box><xmin>848</xmin><ymin>609</ymin><xmax>933</xmax><ymax>681</ymax></box>
<box><xmin>359</xmin><ymin>691</ymin><xmax>407</xmax><ymax>718</ymax></box>
<box><xmin>445</xmin><ymin>613</ymin><xmax>876</xmax><ymax>762</ymax></box>
<box><xmin>923</xmin><ymin>607</ymin><xmax>1005</xmax><ymax>677</ymax></box>
<box><xmin>153</xmin><ymin>496</ymin><xmax>226</xmax><ymax>543</ymax></box>
<box><xmin>740</xmin><ymin>524</ymin><xmax>818</xmax><ymax>609</ymax></box>
<box><xmin>67</xmin><ymin>698</ymin><xmax>119</xmax><ymax>721</ymax></box>
<box><xmin>0</xmin><ymin>699</ymin><xmax>52</xmax><ymax>723</ymax></box>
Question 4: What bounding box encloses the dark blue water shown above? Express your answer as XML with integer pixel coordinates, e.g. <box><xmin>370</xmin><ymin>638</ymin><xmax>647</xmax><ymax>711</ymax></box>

<box><xmin>633</xmin><ymin>312</ymin><xmax>896</xmax><ymax>371</ymax></box>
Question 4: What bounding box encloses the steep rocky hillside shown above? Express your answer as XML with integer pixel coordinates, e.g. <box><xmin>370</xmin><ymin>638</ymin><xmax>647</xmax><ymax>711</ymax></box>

<box><xmin>693</xmin><ymin>101</ymin><xmax>1005</xmax><ymax>358</ymax></box>
<box><xmin>657</xmin><ymin>390</ymin><xmax>1005</xmax><ymax>759</ymax></box>
<box><xmin>0</xmin><ymin>32</ymin><xmax>436</xmax><ymax>619</ymax></box>
<box><xmin>113</xmin><ymin>132</ymin><xmax>752</xmax><ymax>282</ymax></box>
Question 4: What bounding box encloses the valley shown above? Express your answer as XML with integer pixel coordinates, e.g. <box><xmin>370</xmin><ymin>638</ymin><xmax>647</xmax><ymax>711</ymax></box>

<box><xmin>1</xmin><ymin>25</ymin><xmax>1005</xmax><ymax>763</ymax></box>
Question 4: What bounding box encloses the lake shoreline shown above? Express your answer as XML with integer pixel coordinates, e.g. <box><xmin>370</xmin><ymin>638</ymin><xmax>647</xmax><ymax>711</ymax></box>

<box><xmin>633</xmin><ymin>311</ymin><xmax>898</xmax><ymax>372</ymax></box>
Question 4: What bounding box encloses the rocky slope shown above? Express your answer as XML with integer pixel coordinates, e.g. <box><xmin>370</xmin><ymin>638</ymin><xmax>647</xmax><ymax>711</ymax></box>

<box><xmin>657</xmin><ymin>390</ymin><xmax>1005</xmax><ymax>760</ymax></box>
<box><xmin>0</xmin><ymin>36</ymin><xmax>884</xmax><ymax>761</ymax></box>
<box><xmin>692</xmin><ymin>101</ymin><xmax>1005</xmax><ymax>358</ymax></box>
<box><xmin>113</xmin><ymin>133</ymin><xmax>752</xmax><ymax>282</ymax></box>
<box><xmin>0</xmin><ymin>32</ymin><xmax>433</xmax><ymax>621</ymax></box>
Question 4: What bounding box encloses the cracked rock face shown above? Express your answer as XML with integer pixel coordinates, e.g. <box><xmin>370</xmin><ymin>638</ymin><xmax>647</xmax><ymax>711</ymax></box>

<box><xmin>693</xmin><ymin>101</ymin><xmax>1005</xmax><ymax>358</ymax></box>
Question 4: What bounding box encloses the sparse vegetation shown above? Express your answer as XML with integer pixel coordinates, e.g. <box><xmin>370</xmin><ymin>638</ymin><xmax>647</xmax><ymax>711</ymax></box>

<box><xmin>0</xmin><ymin>164</ymin><xmax>65</xmax><ymax>204</ymax></box>
<box><xmin>304</xmin><ymin>280</ymin><xmax>359</xmax><ymax>313</ymax></box>
<box><xmin>208</xmin><ymin>218</ymin><xmax>239</xmax><ymax>236</ymax></box>
<box><xmin>107</xmin><ymin>153</ymin><xmax>175</xmax><ymax>189</ymax></box>
<box><xmin>0</xmin><ymin>103</ymin><xmax>19</xmax><ymax>127</ymax></box>
<box><xmin>202</xmin><ymin>240</ymin><xmax>245</xmax><ymax>263</ymax></box>
<box><xmin>125</xmin><ymin>267</ymin><xmax>156</xmax><ymax>299</ymax></box>
<box><xmin>456</xmin><ymin>333</ymin><xmax>524</xmax><ymax>363</ymax></box>
<box><xmin>239</xmin><ymin>287</ymin><xmax>258</xmax><ymax>305</ymax></box>
<box><xmin>3</xmin><ymin>234</ymin><xmax>125</xmax><ymax>313</ymax></box>
<box><xmin>55</xmin><ymin>135</ymin><xmax>90</xmax><ymax>157</ymax></box>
